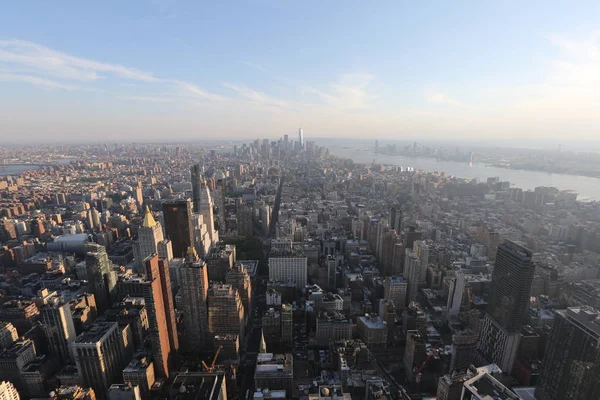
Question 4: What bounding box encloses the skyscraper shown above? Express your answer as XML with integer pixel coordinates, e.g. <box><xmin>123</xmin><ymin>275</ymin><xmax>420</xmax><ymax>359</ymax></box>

<box><xmin>535</xmin><ymin>307</ymin><xmax>600</xmax><ymax>400</ymax></box>
<box><xmin>226</xmin><ymin>264</ymin><xmax>252</xmax><ymax>320</ymax></box>
<box><xmin>446</xmin><ymin>272</ymin><xmax>465</xmax><ymax>317</ymax></box>
<box><xmin>191</xmin><ymin>164</ymin><xmax>202</xmax><ymax>213</ymax></box>
<box><xmin>85</xmin><ymin>243</ymin><xmax>114</xmax><ymax>313</ymax></box>
<box><xmin>115</xmin><ymin>255</ymin><xmax>174</xmax><ymax>378</ymax></box>
<box><xmin>383</xmin><ymin>276</ymin><xmax>407</xmax><ymax>310</ymax></box>
<box><xmin>298</xmin><ymin>127</ymin><xmax>304</xmax><ymax>148</ymax></box>
<box><xmin>478</xmin><ymin>240</ymin><xmax>535</xmax><ymax>373</ymax></box>
<box><xmin>162</xmin><ymin>199</ymin><xmax>194</xmax><ymax>258</ymax></box>
<box><xmin>450</xmin><ymin>329</ymin><xmax>479</xmax><ymax>371</ymax></box>
<box><xmin>180</xmin><ymin>247</ymin><xmax>210</xmax><ymax>353</ymax></box>
<box><xmin>199</xmin><ymin>182</ymin><xmax>218</xmax><ymax>245</ymax></box>
<box><xmin>208</xmin><ymin>284</ymin><xmax>245</xmax><ymax>339</ymax></box>
<box><xmin>39</xmin><ymin>293</ymin><xmax>77</xmax><ymax>363</ymax></box>
<box><xmin>0</xmin><ymin>381</ymin><xmax>19</xmax><ymax>400</ymax></box>
<box><xmin>390</xmin><ymin>206</ymin><xmax>402</xmax><ymax>231</ymax></box>
<box><xmin>73</xmin><ymin>322</ymin><xmax>133</xmax><ymax>399</ymax></box>
<box><xmin>133</xmin><ymin>206</ymin><xmax>165</xmax><ymax>271</ymax></box>
<box><xmin>404</xmin><ymin>249</ymin><xmax>421</xmax><ymax>304</ymax></box>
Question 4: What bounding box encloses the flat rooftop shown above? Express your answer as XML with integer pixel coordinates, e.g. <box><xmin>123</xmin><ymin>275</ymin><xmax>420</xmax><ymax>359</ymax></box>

<box><xmin>464</xmin><ymin>373</ymin><xmax>521</xmax><ymax>400</ymax></box>
<box><xmin>74</xmin><ymin>322</ymin><xmax>116</xmax><ymax>344</ymax></box>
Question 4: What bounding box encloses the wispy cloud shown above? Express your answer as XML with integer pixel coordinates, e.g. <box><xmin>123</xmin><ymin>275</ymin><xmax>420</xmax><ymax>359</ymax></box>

<box><xmin>0</xmin><ymin>73</ymin><xmax>91</xmax><ymax>91</ymax></box>
<box><xmin>222</xmin><ymin>82</ymin><xmax>288</xmax><ymax>107</ymax></box>
<box><xmin>177</xmin><ymin>81</ymin><xmax>228</xmax><ymax>102</ymax></box>
<box><xmin>118</xmin><ymin>95</ymin><xmax>174</xmax><ymax>103</ymax></box>
<box><xmin>425</xmin><ymin>88</ymin><xmax>464</xmax><ymax>107</ymax></box>
<box><xmin>301</xmin><ymin>73</ymin><xmax>376</xmax><ymax>110</ymax></box>
<box><xmin>0</xmin><ymin>39</ymin><xmax>157</xmax><ymax>82</ymax></box>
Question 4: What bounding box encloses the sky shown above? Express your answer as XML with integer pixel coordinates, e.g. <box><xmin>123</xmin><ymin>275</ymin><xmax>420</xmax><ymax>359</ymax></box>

<box><xmin>2</xmin><ymin>1</ymin><xmax>600</xmax><ymax>144</ymax></box>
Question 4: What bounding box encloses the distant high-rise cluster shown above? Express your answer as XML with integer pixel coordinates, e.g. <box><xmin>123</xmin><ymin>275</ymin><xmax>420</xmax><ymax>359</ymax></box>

<box><xmin>3</xmin><ymin>137</ymin><xmax>600</xmax><ymax>399</ymax></box>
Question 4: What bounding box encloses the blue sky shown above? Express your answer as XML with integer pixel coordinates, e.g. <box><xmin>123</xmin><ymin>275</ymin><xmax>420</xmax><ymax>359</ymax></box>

<box><xmin>1</xmin><ymin>1</ymin><xmax>600</xmax><ymax>143</ymax></box>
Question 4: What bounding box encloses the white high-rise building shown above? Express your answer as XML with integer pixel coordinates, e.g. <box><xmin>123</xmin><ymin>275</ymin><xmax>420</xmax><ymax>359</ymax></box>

<box><xmin>39</xmin><ymin>293</ymin><xmax>77</xmax><ymax>363</ymax></box>
<box><xmin>404</xmin><ymin>249</ymin><xmax>421</xmax><ymax>303</ymax></box>
<box><xmin>269</xmin><ymin>252</ymin><xmax>307</xmax><ymax>289</ymax></box>
<box><xmin>133</xmin><ymin>207</ymin><xmax>165</xmax><ymax>271</ymax></box>
<box><xmin>200</xmin><ymin>184</ymin><xmax>219</xmax><ymax>245</ymax></box>
<box><xmin>298</xmin><ymin>128</ymin><xmax>304</xmax><ymax>148</ymax></box>
<box><xmin>73</xmin><ymin>322</ymin><xmax>133</xmax><ymax>399</ymax></box>
<box><xmin>413</xmin><ymin>240</ymin><xmax>429</xmax><ymax>284</ymax></box>
<box><xmin>0</xmin><ymin>381</ymin><xmax>19</xmax><ymax>400</ymax></box>
<box><xmin>384</xmin><ymin>276</ymin><xmax>407</xmax><ymax>310</ymax></box>
<box><xmin>446</xmin><ymin>273</ymin><xmax>465</xmax><ymax>317</ymax></box>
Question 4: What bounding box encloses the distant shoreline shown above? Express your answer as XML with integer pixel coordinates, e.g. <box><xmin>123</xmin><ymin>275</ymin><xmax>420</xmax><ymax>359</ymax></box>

<box><xmin>0</xmin><ymin>164</ymin><xmax>41</xmax><ymax>168</ymax></box>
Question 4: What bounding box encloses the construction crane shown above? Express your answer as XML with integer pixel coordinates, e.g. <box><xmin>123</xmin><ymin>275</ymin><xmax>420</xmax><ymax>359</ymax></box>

<box><xmin>466</xmin><ymin>286</ymin><xmax>474</xmax><ymax>311</ymax></box>
<box><xmin>414</xmin><ymin>345</ymin><xmax>439</xmax><ymax>395</ymax></box>
<box><xmin>202</xmin><ymin>345</ymin><xmax>223</xmax><ymax>372</ymax></box>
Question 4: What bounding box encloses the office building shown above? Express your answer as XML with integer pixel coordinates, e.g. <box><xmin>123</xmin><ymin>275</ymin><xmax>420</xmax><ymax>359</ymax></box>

<box><xmin>447</xmin><ymin>273</ymin><xmax>465</xmax><ymax>317</ymax></box>
<box><xmin>199</xmin><ymin>181</ymin><xmax>218</xmax><ymax>245</ymax></box>
<box><xmin>478</xmin><ymin>241</ymin><xmax>535</xmax><ymax>373</ymax></box>
<box><xmin>298</xmin><ymin>127</ymin><xmax>304</xmax><ymax>148</ymax></box>
<box><xmin>254</xmin><ymin>353</ymin><xmax>294</xmax><ymax>395</ymax></box>
<box><xmin>535</xmin><ymin>307</ymin><xmax>600</xmax><ymax>400</ymax></box>
<box><xmin>191</xmin><ymin>164</ymin><xmax>203</xmax><ymax>214</ymax></box>
<box><xmin>169</xmin><ymin>372</ymin><xmax>227</xmax><ymax>399</ymax></box>
<box><xmin>462</xmin><ymin>371</ymin><xmax>521</xmax><ymax>400</ymax></box>
<box><xmin>316</xmin><ymin>311</ymin><xmax>353</xmax><ymax>343</ymax></box>
<box><xmin>205</xmin><ymin>244</ymin><xmax>236</xmax><ymax>282</ymax></box>
<box><xmin>404</xmin><ymin>330</ymin><xmax>426</xmax><ymax>381</ymax></box>
<box><xmin>404</xmin><ymin>249</ymin><xmax>421</xmax><ymax>304</ymax></box>
<box><xmin>260</xmin><ymin>205</ymin><xmax>271</xmax><ymax>234</ymax></box>
<box><xmin>133</xmin><ymin>206</ymin><xmax>165</xmax><ymax>271</ymax></box>
<box><xmin>437</xmin><ymin>365</ymin><xmax>503</xmax><ymax>400</ymax></box>
<box><xmin>357</xmin><ymin>315</ymin><xmax>388</xmax><ymax>348</ymax></box>
<box><xmin>208</xmin><ymin>284</ymin><xmax>245</xmax><ymax>339</ymax></box>
<box><xmin>107</xmin><ymin>384</ymin><xmax>141</xmax><ymax>400</ymax></box>
<box><xmin>413</xmin><ymin>240</ymin><xmax>429</xmax><ymax>284</ymax></box>
<box><xmin>269</xmin><ymin>248</ymin><xmax>307</xmax><ymax>289</ymax></box>
<box><xmin>390</xmin><ymin>206</ymin><xmax>402</xmax><ymax>232</ymax></box>
<box><xmin>85</xmin><ymin>243</ymin><xmax>114</xmax><ymax>313</ymax></box>
<box><xmin>0</xmin><ymin>339</ymin><xmax>37</xmax><ymax>394</ymax></box>
<box><xmin>180</xmin><ymin>247</ymin><xmax>210</xmax><ymax>352</ymax></box>
<box><xmin>281</xmin><ymin>303</ymin><xmax>293</xmax><ymax>345</ymax></box>
<box><xmin>237</xmin><ymin>204</ymin><xmax>253</xmax><ymax>236</ymax></box>
<box><xmin>0</xmin><ymin>381</ymin><xmax>19</xmax><ymax>400</ymax></box>
<box><xmin>123</xmin><ymin>354</ymin><xmax>155</xmax><ymax>399</ymax></box>
<box><xmin>0</xmin><ymin>322</ymin><xmax>18</xmax><ymax>349</ymax></box>
<box><xmin>115</xmin><ymin>255</ymin><xmax>174</xmax><ymax>378</ymax></box>
<box><xmin>162</xmin><ymin>199</ymin><xmax>194</xmax><ymax>258</ymax></box>
<box><xmin>226</xmin><ymin>263</ymin><xmax>252</xmax><ymax>319</ymax></box>
<box><xmin>450</xmin><ymin>330</ymin><xmax>479</xmax><ymax>372</ymax></box>
<box><xmin>73</xmin><ymin>322</ymin><xmax>133</xmax><ymax>399</ymax></box>
<box><xmin>383</xmin><ymin>276</ymin><xmax>407</xmax><ymax>310</ymax></box>
<box><xmin>214</xmin><ymin>334</ymin><xmax>240</xmax><ymax>364</ymax></box>
<box><xmin>155</xmin><ymin>257</ymin><xmax>178</xmax><ymax>359</ymax></box>
<box><xmin>39</xmin><ymin>293</ymin><xmax>77</xmax><ymax>363</ymax></box>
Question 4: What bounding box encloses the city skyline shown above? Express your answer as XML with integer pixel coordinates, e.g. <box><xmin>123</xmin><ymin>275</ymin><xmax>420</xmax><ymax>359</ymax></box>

<box><xmin>2</xmin><ymin>2</ymin><xmax>600</xmax><ymax>142</ymax></box>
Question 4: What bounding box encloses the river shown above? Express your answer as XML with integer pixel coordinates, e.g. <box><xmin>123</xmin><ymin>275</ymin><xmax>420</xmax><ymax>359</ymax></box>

<box><xmin>0</xmin><ymin>159</ymin><xmax>75</xmax><ymax>176</ymax></box>
<box><xmin>325</xmin><ymin>141</ymin><xmax>600</xmax><ymax>202</ymax></box>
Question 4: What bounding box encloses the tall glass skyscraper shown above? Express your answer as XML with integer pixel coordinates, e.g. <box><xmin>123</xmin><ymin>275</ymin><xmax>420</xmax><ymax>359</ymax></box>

<box><xmin>478</xmin><ymin>240</ymin><xmax>535</xmax><ymax>373</ymax></box>
<box><xmin>190</xmin><ymin>164</ymin><xmax>202</xmax><ymax>213</ymax></box>
<box><xmin>162</xmin><ymin>199</ymin><xmax>194</xmax><ymax>258</ymax></box>
<box><xmin>535</xmin><ymin>307</ymin><xmax>600</xmax><ymax>400</ymax></box>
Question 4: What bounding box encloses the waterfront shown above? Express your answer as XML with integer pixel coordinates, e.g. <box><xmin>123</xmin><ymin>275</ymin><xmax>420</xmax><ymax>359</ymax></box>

<box><xmin>326</xmin><ymin>141</ymin><xmax>600</xmax><ymax>201</ymax></box>
<box><xmin>0</xmin><ymin>159</ymin><xmax>74</xmax><ymax>175</ymax></box>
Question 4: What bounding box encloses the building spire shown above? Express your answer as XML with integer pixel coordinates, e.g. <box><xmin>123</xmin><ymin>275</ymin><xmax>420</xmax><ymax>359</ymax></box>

<box><xmin>142</xmin><ymin>205</ymin><xmax>156</xmax><ymax>228</ymax></box>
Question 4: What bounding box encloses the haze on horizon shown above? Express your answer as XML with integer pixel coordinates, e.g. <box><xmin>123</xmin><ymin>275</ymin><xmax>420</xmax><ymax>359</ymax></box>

<box><xmin>1</xmin><ymin>1</ymin><xmax>600</xmax><ymax>144</ymax></box>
